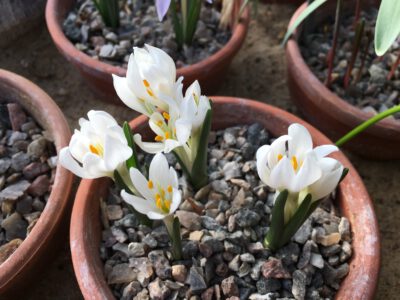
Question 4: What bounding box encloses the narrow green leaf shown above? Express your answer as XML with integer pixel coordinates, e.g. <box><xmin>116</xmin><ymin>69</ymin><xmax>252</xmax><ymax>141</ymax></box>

<box><xmin>280</xmin><ymin>194</ymin><xmax>312</xmax><ymax>248</ymax></box>
<box><xmin>375</xmin><ymin>0</ymin><xmax>400</xmax><ymax>56</ymax></box>
<box><xmin>282</xmin><ymin>0</ymin><xmax>328</xmax><ymax>46</ymax></box>
<box><xmin>264</xmin><ymin>190</ymin><xmax>288</xmax><ymax>251</ymax></box>
<box><xmin>190</xmin><ymin>106</ymin><xmax>212</xmax><ymax>190</ymax></box>
<box><xmin>185</xmin><ymin>0</ymin><xmax>202</xmax><ymax>45</ymax></box>
<box><xmin>170</xmin><ymin>0</ymin><xmax>184</xmax><ymax>48</ymax></box>
<box><xmin>339</xmin><ymin>168</ymin><xmax>349</xmax><ymax>183</ymax></box>
<box><xmin>172</xmin><ymin>217</ymin><xmax>183</xmax><ymax>260</ymax></box>
<box><xmin>123</xmin><ymin>121</ymin><xmax>138</xmax><ymax>170</ymax></box>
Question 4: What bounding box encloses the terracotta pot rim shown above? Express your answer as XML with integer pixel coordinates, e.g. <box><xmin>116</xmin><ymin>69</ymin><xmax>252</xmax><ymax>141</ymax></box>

<box><xmin>286</xmin><ymin>2</ymin><xmax>400</xmax><ymax>134</ymax></box>
<box><xmin>45</xmin><ymin>0</ymin><xmax>250</xmax><ymax>78</ymax></box>
<box><xmin>70</xmin><ymin>97</ymin><xmax>380</xmax><ymax>300</ymax></box>
<box><xmin>0</xmin><ymin>69</ymin><xmax>74</xmax><ymax>291</ymax></box>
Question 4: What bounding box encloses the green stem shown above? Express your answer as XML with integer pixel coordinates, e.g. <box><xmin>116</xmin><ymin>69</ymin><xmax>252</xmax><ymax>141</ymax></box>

<box><xmin>164</xmin><ymin>215</ymin><xmax>182</xmax><ymax>260</ymax></box>
<box><xmin>336</xmin><ymin>104</ymin><xmax>400</xmax><ymax>147</ymax></box>
<box><xmin>181</xmin><ymin>0</ymin><xmax>188</xmax><ymax>42</ymax></box>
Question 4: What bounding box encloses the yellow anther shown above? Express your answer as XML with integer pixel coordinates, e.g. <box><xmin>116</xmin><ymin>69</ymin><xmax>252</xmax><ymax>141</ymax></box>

<box><xmin>143</xmin><ymin>79</ymin><xmax>150</xmax><ymax>87</ymax></box>
<box><xmin>164</xmin><ymin>200</ymin><xmax>171</xmax><ymax>210</ymax></box>
<box><xmin>147</xmin><ymin>88</ymin><xmax>154</xmax><ymax>97</ymax></box>
<box><xmin>277</xmin><ymin>154</ymin><xmax>283</xmax><ymax>161</ymax></box>
<box><xmin>157</xmin><ymin>120</ymin><xmax>163</xmax><ymax>127</ymax></box>
<box><xmin>291</xmin><ymin>156</ymin><xmax>298</xmax><ymax>170</ymax></box>
<box><xmin>165</xmin><ymin>132</ymin><xmax>170</xmax><ymax>139</ymax></box>
<box><xmin>162</xmin><ymin>112</ymin><xmax>170</xmax><ymax>120</ymax></box>
<box><xmin>160</xmin><ymin>189</ymin><xmax>166</xmax><ymax>198</ymax></box>
<box><xmin>89</xmin><ymin>144</ymin><xmax>103</xmax><ymax>156</ymax></box>
<box><xmin>167</xmin><ymin>185</ymin><xmax>173</xmax><ymax>193</ymax></box>
<box><xmin>155</xmin><ymin>194</ymin><xmax>162</xmax><ymax>209</ymax></box>
<box><xmin>147</xmin><ymin>180</ymin><xmax>154</xmax><ymax>189</ymax></box>
<box><xmin>155</xmin><ymin>135</ymin><xmax>163</xmax><ymax>142</ymax></box>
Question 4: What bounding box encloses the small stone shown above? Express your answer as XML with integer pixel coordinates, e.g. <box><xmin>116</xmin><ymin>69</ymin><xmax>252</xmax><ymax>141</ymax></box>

<box><xmin>142</xmin><ymin>234</ymin><xmax>157</xmax><ymax>249</ymax></box>
<box><xmin>340</xmin><ymin>241</ymin><xmax>352</xmax><ymax>262</ymax></box>
<box><xmin>293</xmin><ymin>219</ymin><xmax>312</xmax><ymax>244</ymax></box>
<box><xmin>122</xmin><ymin>281</ymin><xmax>141</xmax><ymax>298</ymax></box>
<box><xmin>27</xmin><ymin>175</ymin><xmax>50</xmax><ymax>196</ymax></box>
<box><xmin>232</xmin><ymin>188</ymin><xmax>251</xmax><ymax>208</ymax></box>
<box><xmin>129</xmin><ymin>257</ymin><xmax>154</xmax><ymax>287</ymax></box>
<box><xmin>148</xmin><ymin>250</ymin><xmax>171</xmax><ymax>279</ymax></box>
<box><xmin>247</xmin><ymin>242</ymin><xmax>264</xmax><ymax>254</ymax></box>
<box><xmin>215</xmin><ymin>262</ymin><xmax>229</xmax><ymax>277</ymax></box>
<box><xmin>317</xmin><ymin>233</ymin><xmax>341</xmax><ymax>247</ymax></box>
<box><xmin>194</xmin><ymin>184</ymin><xmax>211</xmax><ymax>200</ymax></box>
<box><xmin>292</xmin><ymin>270</ymin><xmax>307</xmax><ymax>300</ymax></box>
<box><xmin>237</xmin><ymin>262</ymin><xmax>251</xmax><ymax>277</ymax></box>
<box><xmin>338</xmin><ymin>217</ymin><xmax>351</xmax><ymax>242</ymax></box>
<box><xmin>105</xmin><ymin>32</ymin><xmax>118</xmax><ymax>43</ymax></box>
<box><xmin>297</xmin><ymin>240</ymin><xmax>313</xmax><ymax>269</ymax></box>
<box><xmin>0</xmin><ymin>180</ymin><xmax>30</xmax><ymax>202</ymax></box>
<box><xmin>200</xmin><ymin>216</ymin><xmax>222</xmax><ymax>230</ymax></box>
<box><xmin>322</xmin><ymin>263</ymin><xmax>349</xmax><ymax>289</ymax></box>
<box><xmin>8</xmin><ymin>131</ymin><xmax>28</xmax><ymax>145</ymax></box>
<box><xmin>188</xmin><ymin>265</ymin><xmax>207</xmax><ymax>293</ymax></box>
<box><xmin>199</xmin><ymin>238</ymin><xmax>224</xmax><ymax>258</ymax></box>
<box><xmin>201</xmin><ymin>287</ymin><xmax>214</xmax><ymax>300</ymax></box>
<box><xmin>172</xmin><ymin>265</ymin><xmax>187</xmax><ymax>283</ymax></box>
<box><xmin>320</xmin><ymin>244</ymin><xmax>341</xmax><ymax>257</ymax></box>
<box><xmin>221</xmin><ymin>276</ymin><xmax>239</xmax><ymax>297</ymax></box>
<box><xmin>369</xmin><ymin>64</ymin><xmax>388</xmax><ymax>84</ymax></box>
<box><xmin>106</xmin><ymin>205</ymin><xmax>123</xmax><ymax>220</ymax></box>
<box><xmin>0</xmin><ymin>159</ymin><xmax>11</xmax><ymax>175</ymax></box>
<box><xmin>229</xmin><ymin>178</ymin><xmax>251</xmax><ymax>190</ymax></box>
<box><xmin>1</xmin><ymin>212</ymin><xmax>28</xmax><ymax>240</ymax></box>
<box><xmin>134</xmin><ymin>289</ymin><xmax>150</xmax><ymax>300</ymax></box>
<box><xmin>223</xmin><ymin>161</ymin><xmax>241</xmax><ymax>180</ymax></box>
<box><xmin>22</xmin><ymin>162</ymin><xmax>50</xmax><ymax>180</ymax></box>
<box><xmin>176</xmin><ymin>211</ymin><xmax>201</xmax><ymax>231</ymax></box>
<box><xmin>0</xmin><ymin>239</ymin><xmax>23</xmax><ymax>264</ymax></box>
<box><xmin>27</xmin><ymin>137</ymin><xmax>48</xmax><ymax>159</ymax></box>
<box><xmin>11</xmin><ymin>152</ymin><xmax>30</xmax><ymax>172</ymax></box>
<box><xmin>228</xmin><ymin>255</ymin><xmax>240</xmax><ymax>272</ymax></box>
<box><xmin>223</xmin><ymin>131</ymin><xmax>236</xmax><ymax>146</ymax></box>
<box><xmin>235</xmin><ymin>209</ymin><xmax>261</xmax><ymax>228</ymax></box>
<box><xmin>7</xmin><ymin>103</ymin><xmax>26</xmax><ymax>131</ymax></box>
<box><xmin>128</xmin><ymin>242</ymin><xmax>146</xmax><ymax>257</ymax></box>
<box><xmin>261</xmin><ymin>258</ymin><xmax>291</xmax><ymax>279</ymax></box>
<box><xmin>15</xmin><ymin>196</ymin><xmax>32</xmax><ymax>214</ymax></box>
<box><xmin>256</xmin><ymin>278</ymin><xmax>281</xmax><ymax>294</ymax></box>
<box><xmin>189</xmin><ymin>231</ymin><xmax>204</xmax><ymax>242</ymax></box>
<box><xmin>99</xmin><ymin>44</ymin><xmax>116</xmax><ymax>58</ymax></box>
<box><xmin>240</xmin><ymin>253</ymin><xmax>255</xmax><ymax>263</ymax></box>
<box><xmin>107</xmin><ymin>263</ymin><xmax>137</xmax><ymax>284</ymax></box>
<box><xmin>310</xmin><ymin>253</ymin><xmax>324</xmax><ymax>269</ymax></box>
<box><xmin>148</xmin><ymin>278</ymin><xmax>171</xmax><ymax>300</ymax></box>
<box><xmin>183</xmin><ymin>240</ymin><xmax>199</xmax><ymax>259</ymax></box>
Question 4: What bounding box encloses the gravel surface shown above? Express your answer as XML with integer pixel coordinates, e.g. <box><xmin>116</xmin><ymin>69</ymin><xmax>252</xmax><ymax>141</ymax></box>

<box><xmin>301</xmin><ymin>8</ymin><xmax>400</xmax><ymax>119</ymax></box>
<box><xmin>0</xmin><ymin>3</ymin><xmax>398</xmax><ymax>300</ymax></box>
<box><xmin>63</xmin><ymin>0</ymin><xmax>230</xmax><ymax>67</ymax></box>
<box><xmin>101</xmin><ymin>124</ymin><xmax>351</xmax><ymax>300</ymax></box>
<box><xmin>0</xmin><ymin>103</ymin><xmax>57</xmax><ymax>265</ymax></box>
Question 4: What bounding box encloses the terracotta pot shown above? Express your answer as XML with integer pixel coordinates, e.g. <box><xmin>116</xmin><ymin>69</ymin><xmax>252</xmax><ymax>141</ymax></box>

<box><xmin>286</xmin><ymin>1</ymin><xmax>400</xmax><ymax>160</ymax></box>
<box><xmin>0</xmin><ymin>69</ymin><xmax>74</xmax><ymax>296</ymax></box>
<box><xmin>45</xmin><ymin>0</ymin><xmax>250</xmax><ymax>105</ymax></box>
<box><xmin>262</xmin><ymin>0</ymin><xmax>304</xmax><ymax>5</ymax></box>
<box><xmin>70</xmin><ymin>97</ymin><xmax>380</xmax><ymax>300</ymax></box>
<box><xmin>0</xmin><ymin>0</ymin><xmax>46</xmax><ymax>48</ymax></box>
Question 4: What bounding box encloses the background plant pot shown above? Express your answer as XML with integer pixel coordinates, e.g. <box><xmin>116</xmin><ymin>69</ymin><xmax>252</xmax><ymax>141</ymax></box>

<box><xmin>286</xmin><ymin>0</ymin><xmax>400</xmax><ymax>160</ymax></box>
<box><xmin>70</xmin><ymin>97</ymin><xmax>380</xmax><ymax>300</ymax></box>
<box><xmin>0</xmin><ymin>0</ymin><xmax>46</xmax><ymax>48</ymax></box>
<box><xmin>262</xmin><ymin>0</ymin><xmax>304</xmax><ymax>5</ymax></box>
<box><xmin>0</xmin><ymin>69</ymin><xmax>74</xmax><ymax>296</ymax></box>
<box><xmin>45</xmin><ymin>0</ymin><xmax>250</xmax><ymax>105</ymax></box>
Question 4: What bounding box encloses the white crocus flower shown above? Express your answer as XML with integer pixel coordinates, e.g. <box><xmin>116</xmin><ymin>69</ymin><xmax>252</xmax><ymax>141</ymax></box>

<box><xmin>112</xmin><ymin>44</ymin><xmax>177</xmax><ymax>116</ymax></box>
<box><xmin>59</xmin><ymin>110</ymin><xmax>132</xmax><ymax>179</ymax></box>
<box><xmin>256</xmin><ymin>123</ymin><xmax>343</xmax><ymax>222</ymax></box>
<box><xmin>121</xmin><ymin>153</ymin><xmax>181</xmax><ymax>220</ymax></box>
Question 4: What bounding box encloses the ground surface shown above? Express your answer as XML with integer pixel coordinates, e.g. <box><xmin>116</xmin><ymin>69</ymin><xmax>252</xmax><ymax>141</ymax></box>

<box><xmin>0</xmin><ymin>3</ymin><xmax>398</xmax><ymax>299</ymax></box>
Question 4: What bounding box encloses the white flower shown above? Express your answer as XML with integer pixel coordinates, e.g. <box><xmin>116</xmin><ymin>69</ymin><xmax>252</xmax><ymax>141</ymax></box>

<box><xmin>59</xmin><ymin>110</ymin><xmax>132</xmax><ymax>179</ymax></box>
<box><xmin>256</xmin><ymin>123</ymin><xmax>343</xmax><ymax>202</ymax></box>
<box><xmin>121</xmin><ymin>153</ymin><xmax>181</xmax><ymax>220</ymax></box>
<box><xmin>112</xmin><ymin>44</ymin><xmax>177</xmax><ymax>115</ymax></box>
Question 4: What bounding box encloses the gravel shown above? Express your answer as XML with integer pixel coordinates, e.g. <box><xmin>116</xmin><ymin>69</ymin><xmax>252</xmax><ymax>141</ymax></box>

<box><xmin>63</xmin><ymin>0</ymin><xmax>231</xmax><ymax>68</ymax></box>
<box><xmin>100</xmin><ymin>124</ymin><xmax>352</xmax><ymax>299</ymax></box>
<box><xmin>0</xmin><ymin>102</ymin><xmax>57</xmax><ymax>265</ymax></box>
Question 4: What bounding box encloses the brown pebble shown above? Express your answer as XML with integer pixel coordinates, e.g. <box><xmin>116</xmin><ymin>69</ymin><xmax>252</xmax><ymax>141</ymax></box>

<box><xmin>7</xmin><ymin>103</ymin><xmax>27</xmax><ymax>131</ymax></box>
<box><xmin>0</xmin><ymin>239</ymin><xmax>23</xmax><ymax>264</ymax></box>
<box><xmin>28</xmin><ymin>174</ymin><xmax>50</xmax><ymax>196</ymax></box>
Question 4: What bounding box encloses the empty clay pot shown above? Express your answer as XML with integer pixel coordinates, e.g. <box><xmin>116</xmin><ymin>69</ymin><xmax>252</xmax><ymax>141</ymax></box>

<box><xmin>70</xmin><ymin>97</ymin><xmax>380</xmax><ymax>300</ymax></box>
<box><xmin>285</xmin><ymin>1</ymin><xmax>400</xmax><ymax>160</ymax></box>
<box><xmin>45</xmin><ymin>0</ymin><xmax>250</xmax><ymax>105</ymax></box>
<box><xmin>0</xmin><ymin>69</ymin><xmax>74</xmax><ymax>296</ymax></box>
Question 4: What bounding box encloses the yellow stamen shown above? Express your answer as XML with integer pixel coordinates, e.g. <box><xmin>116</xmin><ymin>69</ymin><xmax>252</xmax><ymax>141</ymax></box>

<box><xmin>147</xmin><ymin>88</ymin><xmax>154</xmax><ymax>97</ymax></box>
<box><xmin>143</xmin><ymin>79</ymin><xmax>150</xmax><ymax>87</ymax></box>
<box><xmin>160</xmin><ymin>188</ymin><xmax>166</xmax><ymax>198</ymax></box>
<box><xmin>157</xmin><ymin>120</ymin><xmax>163</xmax><ymax>127</ymax></box>
<box><xmin>277</xmin><ymin>154</ymin><xmax>283</xmax><ymax>161</ymax></box>
<box><xmin>89</xmin><ymin>144</ymin><xmax>103</xmax><ymax>156</ymax></box>
<box><xmin>162</xmin><ymin>112</ymin><xmax>170</xmax><ymax>120</ymax></box>
<box><xmin>167</xmin><ymin>185</ymin><xmax>173</xmax><ymax>193</ymax></box>
<box><xmin>291</xmin><ymin>156</ymin><xmax>298</xmax><ymax>170</ymax></box>
<box><xmin>155</xmin><ymin>194</ymin><xmax>162</xmax><ymax>209</ymax></box>
<box><xmin>155</xmin><ymin>135</ymin><xmax>163</xmax><ymax>142</ymax></box>
<box><xmin>148</xmin><ymin>180</ymin><xmax>153</xmax><ymax>189</ymax></box>
<box><xmin>165</xmin><ymin>132</ymin><xmax>170</xmax><ymax>139</ymax></box>
<box><xmin>164</xmin><ymin>200</ymin><xmax>171</xmax><ymax>210</ymax></box>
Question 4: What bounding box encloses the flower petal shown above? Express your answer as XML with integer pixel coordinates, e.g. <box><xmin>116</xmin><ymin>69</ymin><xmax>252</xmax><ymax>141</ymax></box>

<box><xmin>169</xmin><ymin>188</ymin><xmax>181</xmax><ymax>214</ymax></box>
<box><xmin>121</xmin><ymin>190</ymin><xmax>157</xmax><ymax>215</ymax></box>
<box><xmin>59</xmin><ymin>147</ymin><xmax>90</xmax><ymax>178</ymax></box>
<box><xmin>256</xmin><ymin>145</ymin><xmax>272</xmax><ymax>185</ymax></box>
<box><xmin>288</xmin><ymin>124</ymin><xmax>313</xmax><ymax>157</ymax></box>
<box><xmin>103</xmin><ymin>134</ymin><xmax>132</xmax><ymax>170</ymax></box>
<box><xmin>130</xmin><ymin>167</ymin><xmax>155</xmax><ymax>201</ymax></box>
<box><xmin>269</xmin><ymin>156</ymin><xmax>296</xmax><ymax>191</ymax></box>
<box><xmin>314</xmin><ymin>145</ymin><xmax>339</xmax><ymax>158</ymax></box>
<box><xmin>156</xmin><ymin>0</ymin><xmax>171</xmax><ymax>21</ymax></box>
<box><xmin>309</xmin><ymin>163</ymin><xmax>343</xmax><ymax>200</ymax></box>
<box><xmin>175</xmin><ymin>118</ymin><xmax>192</xmax><ymax>144</ymax></box>
<box><xmin>134</xmin><ymin>134</ymin><xmax>166</xmax><ymax>154</ymax></box>
<box><xmin>292</xmin><ymin>153</ymin><xmax>322</xmax><ymax>192</ymax></box>
<box><xmin>149</xmin><ymin>153</ymin><xmax>170</xmax><ymax>186</ymax></box>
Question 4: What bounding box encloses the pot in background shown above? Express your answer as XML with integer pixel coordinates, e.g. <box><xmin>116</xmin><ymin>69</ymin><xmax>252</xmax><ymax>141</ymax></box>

<box><xmin>45</xmin><ymin>0</ymin><xmax>250</xmax><ymax>105</ymax></box>
<box><xmin>70</xmin><ymin>97</ymin><xmax>380</xmax><ymax>300</ymax></box>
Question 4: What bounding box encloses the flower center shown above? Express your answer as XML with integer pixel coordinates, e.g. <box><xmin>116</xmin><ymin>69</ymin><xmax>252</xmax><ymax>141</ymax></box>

<box><xmin>89</xmin><ymin>143</ymin><xmax>104</xmax><ymax>157</ymax></box>
<box><xmin>143</xmin><ymin>79</ymin><xmax>155</xmax><ymax>98</ymax></box>
<box><xmin>277</xmin><ymin>154</ymin><xmax>299</xmax><ymax>171</ymax></box>
<box><xmin>153</xmin><ymin>184</ymin><xmax>173</xmax><ymax>213</ymax></box>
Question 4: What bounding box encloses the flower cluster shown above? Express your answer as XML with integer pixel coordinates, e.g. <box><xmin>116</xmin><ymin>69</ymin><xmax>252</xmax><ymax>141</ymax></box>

<box><xmin>60</xmin><ymin>44</ymin><xmax>345</xmax><ymax>256</ymax></box>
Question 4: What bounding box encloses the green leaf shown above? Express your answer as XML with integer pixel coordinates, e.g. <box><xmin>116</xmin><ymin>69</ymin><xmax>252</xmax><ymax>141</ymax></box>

<box><xmin>185</xmin><ymin>0</ymin><xmax>202</xmax><ymax>45</ymax></box>
<box><xmin>375</xmin><ymin>0</ymin><xmax>400</xmax><ymax>56</ymax></box>
<box><xmin>172</xmin><ymin>217</ymin><xmax>183</xmax><ymax>260</ymax></box>
<box><xmin>264</xmin><ymin>190</ymin><xmax>288</xmax><ymax>251</ymax></box>
<box><xmin>170</xmin><ymin>0</ymin><xmax>184</xmax><ymax>48</ymax></box>
<box><xmin>123</xmin><ymin>121</ymin><xmax>138</xmax><ymax>170</ymax></box>
<box><xmin>93</xmin><ymin>0</ymin><xmax>120</xmax><ymax>28</ymax></box>
<box><xmin>114</xmin><ymin>170</ymin><xmax>133</xmax><ymax>194</ymax></box>
<box><xmin>280</xmin><ymin>193</ymin><xmax>312</xmax><ymax>249</ymax></box>
<box><xmin>282</xmin><ymin>0</ymin><xmax>328</xmax><ymax>46</ymax></box>
<box><xmin>190</xmin><ymin>106</ymin><xmax>212</xmax><ymax>190</ymax></box>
